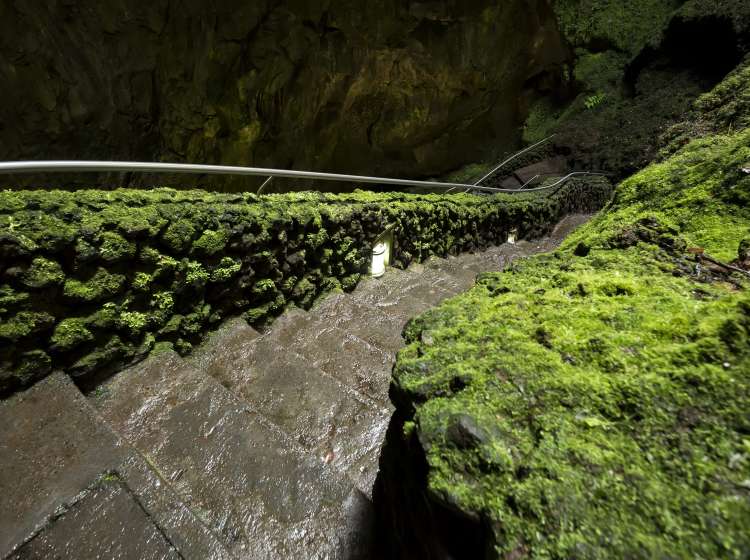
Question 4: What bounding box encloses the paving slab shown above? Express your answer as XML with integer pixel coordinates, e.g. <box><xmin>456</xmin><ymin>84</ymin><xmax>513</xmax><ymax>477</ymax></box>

<box><xmin>0</xmin><ymin>372</ymin><xmax>130</xmax><ymax>556</ymax></box>
<box><xmin>294</xmin><ymin>325</ymin><xmax>395</xmax><ymax>408</ymax></box>
<box><xmin>186</xmin><ymin>316</ymin><xmax>261</xmax><ymax>383</ymax></box>
<box><xmin>226</xmin><ymin>338</ymin><xmax>391</xmax><ymax>496</ymax></box>
<box><xmin>10</xmin><ymin>475</ymin><xmax>180</xmax><ymax>560</ymax></box>
<box><xmin>93</xmin><ymin>351</ymin><xmax>376</xmax><ymax>559</ymax></box>
<box><xmin>423</xmin><ymin>255</ymin><xmax>480</xmax><ymax>290</ymax></box>
<box><xmin>311</xmin><ymin>295</ymin><xmax>407</xmax><ymax>351</ymax></box>
<box><xmin>0</xmin><ymin>372</ymin><xmax>231</xmax><ymax>560</ymax></box>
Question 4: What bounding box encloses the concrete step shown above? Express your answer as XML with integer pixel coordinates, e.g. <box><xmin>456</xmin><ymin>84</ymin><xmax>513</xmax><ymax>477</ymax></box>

<box><xmin>91</xmin><ymin>350</ymin><xmax>375</xmax><ymax>559</ymax></box>
<box><xmin>350</xmin><ymin>267</ymin><xmax>453</xmax><ymax>317</ymax></box>
<box><xmin>0</xmin><ymin>372</ymin><xmax>231</xmax><ymax>560</ymax></box>
<box><xmin>203</xmin><ymin>324</ymin><xmax>391</xmax><ymax>497</ymax></box>
<box><xmin>304</xmin><ymin>266</ymin><xmax>459</xmax><ymax>354</ymax></box>
<box><xmin>184</xmin><ymin>309</ymin><xmax>393</xmax><ymax>493</ymax></box>
<box><xmin>422</xmin><ymin>255</ymin><xmax>481</xmax><ymax>289</ymax></box>
<box><xmin>186</xmin><ymin>316</ymin><xmax>261</xmax><ymax>384</ymax></box>
<box><xmin>292</xmin><ymin>324</ymin><xmax>395</xmax><ymax>409</ymax></box>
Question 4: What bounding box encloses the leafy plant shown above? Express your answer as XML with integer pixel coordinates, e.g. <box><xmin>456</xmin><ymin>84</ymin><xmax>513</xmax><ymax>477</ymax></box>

<box><xmin>584</xmin><ymin>92</ymin><xmax>607</xmax><ymax>110</ymax></box>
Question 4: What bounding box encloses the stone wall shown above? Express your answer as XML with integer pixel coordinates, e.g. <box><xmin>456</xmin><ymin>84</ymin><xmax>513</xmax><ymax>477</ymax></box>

<box><xmin>0</xmin><ymin>180</ymin><xmax>612</xmax><ymax>396</ymax></box>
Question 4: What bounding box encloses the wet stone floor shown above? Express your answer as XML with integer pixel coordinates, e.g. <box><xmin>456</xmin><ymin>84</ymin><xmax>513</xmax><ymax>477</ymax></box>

<box><xmin>0</xmin><ymin>214</ymin><xmax>589</xmax><ymax>559</ymax></box>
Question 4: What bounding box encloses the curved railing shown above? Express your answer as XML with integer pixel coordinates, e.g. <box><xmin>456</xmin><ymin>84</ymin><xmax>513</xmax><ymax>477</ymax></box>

<box><xmin>0</xmin><ymin>155</ymin><xmax>606</xmax><ymax>196</ymax></box>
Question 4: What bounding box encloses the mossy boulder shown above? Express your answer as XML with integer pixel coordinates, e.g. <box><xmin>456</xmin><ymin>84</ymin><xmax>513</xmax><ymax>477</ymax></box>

<box><xmin>379</xmin><ymin>78</ymin><xmax>750</xmax><ymax>557</ymax></box>
<box><xmin>0</xmin><ymin>311</ymin><xmax>55</xmax><ymax>342</ymax></box>
<box><xmin>63</xmin><ymin>268</ymin><xmax>127</xmax><ymax>303</ymax></box>
<box><xmin>98</xmin><ymin>231</ymin><xmax>136</xmax><ymax>263</ymax></box>
<box><xmin>50</xmin><ymin>318</ymin><xmax>94</xmax><ymax>352</ymax></box>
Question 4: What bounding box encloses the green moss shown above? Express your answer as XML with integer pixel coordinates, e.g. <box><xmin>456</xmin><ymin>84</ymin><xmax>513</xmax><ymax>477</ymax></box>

<box><xmin>21</xmin><ymin>257</ymin><xmax>65</xmax><ymax>289</ymax></box>
<box><xmin>69</xmin><ymin>335</ymin><xmax>129</xmax><ymax>378</ymax></box>
<box><xmin>11</xmin><ymin>350</ymin><xmax>52</xmax><ymax>388</ymax></box>
<box><xmin>151</xmin><ymin>291</ymin><xmax>174</xmax><ymax>312</ymax></box>
<box><xmin>159</xmin><ymin>314</ymin><xmax>183</xmax><ymax>336</ymax></box>
<box><xmin>85</xmin><ymin>303</ymin><xmax>119</xmax><ymax>330</ymax></box>
<box><xmin>118</xmin><ymin>311</ymin><xmax>149</xmax><ymax>338</ymax></box>
<box><xmin>398</xmin><ymin>246</ymin><xmax>749</xmax><ymax>557</ymax></box>
<box><xmin>554</xmin><ymin>0</ymin><xmax>680</xmax><ymax>55</ymax></box>
<box><xmin>390</xmin><ymin>115</ymin><xmax>750</xmax><ymax>554</ymax></box>
<box><xmin>180</xmin><ymin>304</ymin><xmax>211</xmax><ymax>337</ymax></box>
<box><xmin>51</xmin><ymin>318</ymin><xmax>94</xmax><ymax>352</ymax></box>
<box><xmin>183</xmin><ymin>260</ymin><xmax>209</xmax><ymax>288</ymax></box>
<box><xmin>660</xmin><ymin>58</ymin><xmax>750</xmax><ymax>159</ymax></box>
<box><xmin>0</xmin><ymin>284</ymin><xmax>29</xmax><ymax>314</ymax></box>
<box><xmin>209</xmin><ymin>257</ymin><xmax>242</xmax><ymax>282</ymax></box>
<box><xmin>252</xmin><ymin>278</ymin><xmax>277</xmax><ymax>297</ymax></box>
<box><xmin>161</xmin><ymin>220</ymin><xmax>196</xmax><ymax>253</ymax></box>
<box><xmin>291</xmin><ymin>277</ymin><xmax>317</xmax><ymax>308</ymax></box>
<box><xmin>63</xmin><ymin>268</ymin><xmax>126</xmax><ymax>303</ymax></box>
<box><xmin>0</xmin><ymin>311</ymin><xmax>55</xmax><ymax>341</ymax></box>
<box><xmin>192</xmin><ymin>229</ymin><xmax>228</xmax><ymax>256</ymax></box>
<box><xmin>132</xmin><ymin>272</ymin><xmax>153</xmax><ymax>292</ymax></box>
<box><xmin>99</xmin><ymin>231</ymin><xmax>136</xmax><ymax>263</ymax></box>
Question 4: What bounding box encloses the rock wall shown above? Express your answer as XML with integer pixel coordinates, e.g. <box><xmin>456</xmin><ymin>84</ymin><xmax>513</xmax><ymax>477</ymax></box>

<box><xmin>0</xmin><ymin>179</ymin><xmax>612</xmax><ymax>396</ymax></box>
<box><xmin>0</xmin><ymin>0</ymin><xmax>568</xmax><ymax>191</ymax></box>
<box><xmin>521</xmin><ymin>0</ymin><xmax>750</xmax><ymax>180</ymax></box>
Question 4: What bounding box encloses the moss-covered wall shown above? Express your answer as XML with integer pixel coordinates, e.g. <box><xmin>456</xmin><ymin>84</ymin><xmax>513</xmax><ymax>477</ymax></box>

<box><xmin>376</xmin><ymin>57</ymin><xmax>750</xmax><ymax>560</ymax></box>
<box><xmin>0</xmin><ymin>181</ymin><xmax>611</xmax><ymax>396</ymax></box>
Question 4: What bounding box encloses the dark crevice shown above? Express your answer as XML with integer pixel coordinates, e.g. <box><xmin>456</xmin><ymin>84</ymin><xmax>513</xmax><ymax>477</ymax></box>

<box><xmin>625</xmin><ymin>15</ymin><xmax>743</xmax><ymax>94</ymax></box>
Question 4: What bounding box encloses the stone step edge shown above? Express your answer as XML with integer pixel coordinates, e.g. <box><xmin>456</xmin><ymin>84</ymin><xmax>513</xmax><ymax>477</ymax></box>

<box><xmin>95</xmin><ymin>349</ymin><xmax>373</xmax><ymax>505</ymax></box>
<box><xmin>4</xmin><ymin>372</ymin><xmax>234</xmax><ymax>560</ymax></box>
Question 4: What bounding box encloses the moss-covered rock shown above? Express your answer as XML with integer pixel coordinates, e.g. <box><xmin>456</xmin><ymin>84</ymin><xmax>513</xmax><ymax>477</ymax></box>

<box><xmin>20</xmin><ymin>257</ymin><xmax>65</xmax><ymax>289</ymax></box>
<box><xmin>379</xmin><ymin>77</ymin><xmax>750</xmax><ymax>557</ymax></box>
<box><xmin>192</xmin><ymin>229</ymin><xmax>228</xmax><ymax>256</ymax></box>
<box><xmin>0</xmin><ymin>311</ymin><xmax>55</xmax><ymax>342</ymax></box>
<box><xmin>50</xmin><ymin>318</ymin><xmax>94</xmax><ymax>352</ymax></box>
<box><xmin>98</xmin><ymin>231</ymin><xmax>136</xmax><ymax>263</ymax></box>
<box><xmin>63</xmin><ymin>268</ymin><xmax>127</xmax><ymax>303</ymax></box>
<box><xmin>516</xmin><ymin>0</ymin><xmax>750</xmax><ymax>181</ymax></box>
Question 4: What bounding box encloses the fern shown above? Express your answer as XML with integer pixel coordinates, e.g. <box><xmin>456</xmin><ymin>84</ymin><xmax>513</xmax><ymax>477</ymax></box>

<box><xmin>584</xmin><ymin>92</ymin><xmax>607</xmax><ymax>110</ymax></box>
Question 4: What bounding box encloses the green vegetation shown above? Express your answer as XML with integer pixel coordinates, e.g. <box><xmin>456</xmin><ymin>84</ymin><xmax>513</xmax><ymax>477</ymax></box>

<box><xmin>21</xmin><ymin>257</ymin><xmax>65</xmax><ymax>289</ymax></box>
<box><xmin>523</xmin><ymin>1</ymin><xmax>750</xmax><ymax>179</ymax></box>
<box><xmin>0</xmin><ymin>182</ymin><xmax>610</xmax><ymax>395</ymax></box>
<box><xmin>51</xmin><ymin>318</ymin><xmax>94</xmax><ymax>352</ymax></box>
<box><xmin>554</xmin><ymin>0</ymin><xmax>680</xmax><ymax>55</ymax></box>
<box><xmin>389</xmin><ymin>69</ymin><xmax>750</xmax><ymax>557</ymax></box>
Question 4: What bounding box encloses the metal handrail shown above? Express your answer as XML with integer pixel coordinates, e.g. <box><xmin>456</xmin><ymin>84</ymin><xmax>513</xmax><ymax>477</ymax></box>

<box><xmin>472</xmin><ymin>134</ymin><xmax>556</xmax><ymax>186</ymax></box>
<box><xmin>445</xmin><ymin>134</ymin><xmax>557</xmax><ymax>194</ymax></box>
<box><xmin>0</xmin><ymin>159</ymin><xmax>601</xmax><ymax>195</ymax></box>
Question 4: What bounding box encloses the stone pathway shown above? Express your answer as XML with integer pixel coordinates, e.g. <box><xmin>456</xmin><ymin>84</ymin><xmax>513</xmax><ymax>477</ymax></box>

<box><xmin>0</xmin><ymin>214</ymin><xmax>589</xmax><ymax>559</ymax></box>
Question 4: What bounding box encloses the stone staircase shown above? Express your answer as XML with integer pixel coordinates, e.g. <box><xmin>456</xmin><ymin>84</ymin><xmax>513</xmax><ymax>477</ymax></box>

<box><xmin>0</xmin><ymin>215</ymin><xmax>589</xmax><ymax>559</ymax></box>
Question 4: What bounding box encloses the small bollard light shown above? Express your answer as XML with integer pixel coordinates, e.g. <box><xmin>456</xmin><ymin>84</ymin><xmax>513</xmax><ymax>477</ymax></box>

<box><xmin>371</xmin><ymin>230</ymin><xmax>393</xmax><ymax>278</ymax></box>
<box><xmin>371</xmin><ymin>241</ymin><xmax>388</xmax><ymax>278</ymax></box>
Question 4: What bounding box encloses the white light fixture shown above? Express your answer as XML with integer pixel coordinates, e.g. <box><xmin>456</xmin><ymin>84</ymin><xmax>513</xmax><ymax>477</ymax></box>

<box><xmin>371</xmin><ymin>230</ymin><xmax>393</xmax><ymax>278</ymax></box>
